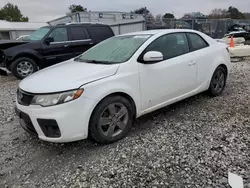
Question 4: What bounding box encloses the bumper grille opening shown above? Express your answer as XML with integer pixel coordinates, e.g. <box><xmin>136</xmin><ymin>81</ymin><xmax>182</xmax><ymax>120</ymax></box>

<box><xmin>37</xmin><ymin>119</ymin><xmax>61</xmax><ymax>138</ymax></box>
<box><xmin>15</xmin><ymin>108</ymin><xmax>38</xmax><ymax>136</ymax></box>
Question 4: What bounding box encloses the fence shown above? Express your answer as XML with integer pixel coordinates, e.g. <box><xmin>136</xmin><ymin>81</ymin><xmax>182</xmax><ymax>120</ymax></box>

<box><xmin>148</xmin><ymin>18</ymin><xmax>250</xmax><ymax>39</ymax></box>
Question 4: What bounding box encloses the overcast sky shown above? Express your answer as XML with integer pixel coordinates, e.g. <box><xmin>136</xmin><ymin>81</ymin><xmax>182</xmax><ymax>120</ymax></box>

<box><xmin>1</xmin><ymin>0</ymin><xmax>250</xmax><ymax>22</ymax></box>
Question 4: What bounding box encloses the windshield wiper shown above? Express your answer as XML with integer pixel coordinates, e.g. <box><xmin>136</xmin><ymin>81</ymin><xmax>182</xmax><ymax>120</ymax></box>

<box><xmin>74</xmin><ymin>58</ymin><xmax>114</xmax><ymax>64</ymax></box>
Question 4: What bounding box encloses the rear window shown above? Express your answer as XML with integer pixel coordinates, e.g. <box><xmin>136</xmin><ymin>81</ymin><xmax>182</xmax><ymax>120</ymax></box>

<box><xmin>70</xmin><ymin>26</ymin><xmax>90</xmax><ymax>41</ymax></box>
<box><xmin>88</xmin><ymin>26</ymin><xmax>114</xmax><ymax>42</ymax></box>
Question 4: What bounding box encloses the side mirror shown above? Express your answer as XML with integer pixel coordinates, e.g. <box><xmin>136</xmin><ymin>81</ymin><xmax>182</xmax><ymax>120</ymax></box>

<box><xmin>143</xmin><ymin>51</ymin><xmax>163</xmax><ymax>63</ymax></box>
<box><xmin>44</xmin><ymin>37</ymin><xmax>54</xmax><ymax>45</ymax></box>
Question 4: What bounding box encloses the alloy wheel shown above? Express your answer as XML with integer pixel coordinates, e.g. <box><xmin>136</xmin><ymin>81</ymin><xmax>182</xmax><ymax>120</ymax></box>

<box><xmin>16</xmin><ymin>61</ymin><xmax>34</xmax><ymax>77</ymax></box>
<box><xmin>99</xmin><ymin>103</ymin><xmax>129</xmax><ymax>138</ymax></box>
<box><xmin>212</xmin><ymin>69</ymin><xmax>225</xmax><ymax>93</ymax></box>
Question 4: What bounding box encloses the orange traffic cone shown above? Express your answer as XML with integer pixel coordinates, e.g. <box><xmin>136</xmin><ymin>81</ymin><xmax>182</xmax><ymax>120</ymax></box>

<box><xmin>230</xmin><ymin>36</ymin><xmax>235</xmax><ymax>48</ymax></box>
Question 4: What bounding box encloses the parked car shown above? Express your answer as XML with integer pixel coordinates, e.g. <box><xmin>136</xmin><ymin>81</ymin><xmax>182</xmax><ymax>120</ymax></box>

<box><xmin>15</xmin><ymin>29</ymin><xmax>231</xmax><ymax>144</ymax></box>
<box><xmin>227</xmin><ymin>23</ymin><xmax>250</xmax><ymax>40</ymax></box>
<box><xmin>15</xmin><ymin>35</ymin><xmax>30</xmax><ymax>41</ymax></box>
<box><xmin>0</xmin><ymin>23</ymin><xmax>114</xmax><ymax>79</ymax></box>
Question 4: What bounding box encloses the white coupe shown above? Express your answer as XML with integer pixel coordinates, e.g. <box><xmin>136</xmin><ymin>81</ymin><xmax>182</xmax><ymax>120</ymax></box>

<box><xmin>15</xmin><ymin>29</ymin><xmax>231</xmax><ymax>144</ymax></box>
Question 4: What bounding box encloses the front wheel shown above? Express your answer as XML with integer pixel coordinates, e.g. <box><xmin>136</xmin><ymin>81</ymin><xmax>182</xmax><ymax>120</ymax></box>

<box><xmin>208</xmin><ymin>66</ymin><xmax>227</xmax><ymax>97</ymax></box>
<box><xmin>10</xmin><ymin>57</ymin><xmax>38</xmax><ymax>79</ymax></box>
<box><xmin>89</xmin><ymin>96</ymin><xmax>134</xmax><ymax>144</ymax></box>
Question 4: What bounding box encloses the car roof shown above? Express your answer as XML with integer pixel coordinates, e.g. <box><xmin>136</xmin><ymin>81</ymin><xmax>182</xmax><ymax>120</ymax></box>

<box><xmin>41</xmin><ymin>23</ymin><xmax>109</xmax><ymax>29</ymax></box>
<box><xmin>55</xmin><ymin>23</ymin><xmax>108</xmax><ymax>27</ymax></box>
<box><xmin>120</xmin><ymin>29</ymin><xmax>200</xmax><ymax>36</ymax></box>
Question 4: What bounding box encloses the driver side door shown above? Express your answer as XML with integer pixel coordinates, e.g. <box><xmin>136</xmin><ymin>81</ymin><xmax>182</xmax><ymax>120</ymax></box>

<box><xmin>42</xmin><ymin>27</ymin><xmax>73</xmax><ymax>66</ymax></box>
<box><xmin>138</xmin><ymin>33</ymin><xmax>198</xmax><ymax>111</ymax></box>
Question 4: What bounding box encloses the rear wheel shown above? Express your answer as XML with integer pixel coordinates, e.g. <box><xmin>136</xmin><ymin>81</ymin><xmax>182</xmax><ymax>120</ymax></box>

<box><xmin>10</xmin><ymin>57</ymin><xmax>38</xmax><ymax>79</ymax></box>
<box><xmin>89</xmin><ymin>96</ymin><xmax>133</xmax><ymax>144</ymax></box>
<box><xmin>208</xmin><ymin>66</ymin><xmax>227</xmax><ymax>97</ymax></box>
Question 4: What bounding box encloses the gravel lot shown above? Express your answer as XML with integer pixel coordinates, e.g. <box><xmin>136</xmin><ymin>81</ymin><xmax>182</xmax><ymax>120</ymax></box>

<box><xmin>0</xmin><ymin>61</ymin><xmax>249</xmax><ymax>188</ymax></box>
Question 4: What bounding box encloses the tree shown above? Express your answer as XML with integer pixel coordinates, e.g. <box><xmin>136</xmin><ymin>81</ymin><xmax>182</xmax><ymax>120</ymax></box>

<box><xmin>133</xmin><ymin>7</ymin><xmax>149</xmax><ymax>15</ymax></box>
<box><xmin>69</xmin><ymin>4</ymin><xmax>87</xmax><ymax>13</ymax></box>
<box><xmin>227</xmin><ymin>6</ymin><xmax>245</xmax><ymax>19</ymax></box>
<box><xmin>162</xmin><ymin>13</ymin><xmax>175</xmax><ymax>25</ymax></box>
<box><xmin>132</xmin><ymin>7</ymin><xmax>154</xmax><ymax>25</ymax></box>
<box><xmin>0</xmin><ymin>3</ymin><xmax>29</xmax><ymax>22</ymax></box>
<box><xmin>208</xmin><ymin>8</ymin><xmax>228</xmax><ymax>19</ymax></box>
<box><xmin>163</xmin><ymin>13</ymin><xmax>175</xmax><ymax>19</ymax></box>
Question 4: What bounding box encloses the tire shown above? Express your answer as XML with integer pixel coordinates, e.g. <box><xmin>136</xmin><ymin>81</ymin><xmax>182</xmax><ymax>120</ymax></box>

<box><xmin>89</xmin><ymin>96</ymin><xmax>134</xmax><ymax>144</ymax></box>
<box><xmin>207</xmin><ymin>66</ymin><xmax>227</xmax><ymax>97</ymax></box>
<box><xmin>10</xmin><ymin>57</ymin><xmax>38</xmax><ymax>79</ymax></box>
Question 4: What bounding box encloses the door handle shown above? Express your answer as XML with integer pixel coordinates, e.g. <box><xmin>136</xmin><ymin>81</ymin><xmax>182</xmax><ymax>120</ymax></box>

<box><xmin>64</xmin><ymin>44</ymin><xmax>69</xmax><ymax>48</ymax></box>
<box><xmin>188</xmin><ymin>61</ymin><xmax>196</xmax><ymax>66</ymax></box>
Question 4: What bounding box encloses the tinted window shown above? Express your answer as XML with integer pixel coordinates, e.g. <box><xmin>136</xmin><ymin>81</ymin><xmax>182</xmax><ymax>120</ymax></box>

<box><xmin>49</xmin><ymin>28</ymin><xmax>68</xmax><ymax>42</ymax></box>
<box><xmin>144</xmin><ymin>33</ymin><xmax>189</xmax><ymax>60</ymax></box>
<box><xmin>89</xmin><ymin>26</ymin><xmax>114</xmax><ymax>42</ymax></box>
<box><xmin>70</xmin><ymin>27</ymin><xmax>90</xmax><ymax>40</ymax></box>
<box><xmin>187</xmin><ymin>33</ymin><xmax>208</xmax><ymax>51</ymax></box>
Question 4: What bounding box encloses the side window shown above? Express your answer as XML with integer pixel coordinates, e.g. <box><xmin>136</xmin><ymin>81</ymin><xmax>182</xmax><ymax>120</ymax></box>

<box><xmin>70</xmin><ymin>27</ymin><xmax>90</xmax><ymax>41</ymax></box>
<box><xmin>144</xmin><ymin>33</ymin><xmax>189</xmax><ymax>60</ymax></box>
<box><xmin>187</xmin><ymin>33</ymin><xmax>208</xmax><ymax>51</ymax></box>
<box><xmin>49</xmin><ymin>28</ymin><xmax>68</xmax><ymax>42</ymax></box>
<box><xmin>89</xmin><ymin>26</ymin><xmax>114</xmax><ymax>42</ymax></box>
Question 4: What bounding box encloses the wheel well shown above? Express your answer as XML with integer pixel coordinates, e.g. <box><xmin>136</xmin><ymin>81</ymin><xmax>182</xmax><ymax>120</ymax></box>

<box><xmin>98</xmin><ymin>92</ymin><xmax>137</xmax><ymax>119</ymax></box>
<box><xmin>13</xmin><ymin>54</ymin><xmax>41</xmax><ymax>67</ymax></box>
<box><xmin>218</xmin><ymin>64</ymin><xmax>228</xmax><ymax>77</ymax></box>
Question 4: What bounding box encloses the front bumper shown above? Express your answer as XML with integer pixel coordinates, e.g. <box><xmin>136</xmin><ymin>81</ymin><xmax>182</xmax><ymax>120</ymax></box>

<box><xmin>15</xmin><ymin>96</ymin><xmax>98</xmax><ymax>143</ymax></box>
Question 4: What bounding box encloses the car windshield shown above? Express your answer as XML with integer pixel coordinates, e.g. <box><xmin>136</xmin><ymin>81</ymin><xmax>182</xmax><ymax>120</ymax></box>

<box><xmin>28</xmin><ymin>27</ymin><xmax>50</xmax><ymax>41</ymax></box>
<box><xmin>75</xmin><ymin>34</ymin><xmax>152</xmax><ymax>64</ymax></box>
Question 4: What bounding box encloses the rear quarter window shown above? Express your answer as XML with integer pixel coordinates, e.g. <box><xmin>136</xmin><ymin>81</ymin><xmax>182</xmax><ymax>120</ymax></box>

<box><xmin>187</xmin><ymin>33</ymin><xmax>209</xmax><ymax>51</ymax></box>
<box><xmin>88</xmin><ymin>26</ymin><xmax>114</xmax><ymax>43</ymax></box>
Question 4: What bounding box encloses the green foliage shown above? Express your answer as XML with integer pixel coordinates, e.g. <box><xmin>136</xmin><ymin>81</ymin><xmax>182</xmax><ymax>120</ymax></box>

<box><xmin>227</xmin><ymin>6</ymin><xmax>245</xmax><ymax>19</ymax></box>
<box><xmin>133</xmin><ymin>7</ymin><xmax>149</xmax><ymax>15</ymax></box>
<box><xmin>163</xmin><ymin>13</ymin><xmax>175</xmax><ymax>19</ymax></box>
<box><xmin>0</xmin><ymin>3</ymin><xmax>29</xmax><ymax>22</ymax></box>
<box><xmin>69</xmin><ymin>4</ymin><xmax>87</xmax><ymax>13</ymax></box>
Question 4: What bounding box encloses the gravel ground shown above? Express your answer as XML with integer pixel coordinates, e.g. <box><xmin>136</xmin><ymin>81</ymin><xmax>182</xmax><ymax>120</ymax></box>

<box><xmin>0</xmin><ymin>61</ymin><xmax>249</xmax><ymax>188</ymax></box>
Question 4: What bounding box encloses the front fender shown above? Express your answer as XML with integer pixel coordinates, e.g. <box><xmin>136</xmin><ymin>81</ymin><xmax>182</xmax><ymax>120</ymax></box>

<box><xmin>82</xmin><ymin>72</ymin><xmax>141</xmax><ymax>117</ymax></box>
<box><xmin>4</xmin><ymin>49</ymin><xmax>43</xmax><ymax>68</ymax></box>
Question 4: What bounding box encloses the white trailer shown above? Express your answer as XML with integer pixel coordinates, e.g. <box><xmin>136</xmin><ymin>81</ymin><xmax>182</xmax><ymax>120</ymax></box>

<box><xmin>47</xmin><ymin>11</ymin><xmax>146</xmax><ymax>35</ymax></box>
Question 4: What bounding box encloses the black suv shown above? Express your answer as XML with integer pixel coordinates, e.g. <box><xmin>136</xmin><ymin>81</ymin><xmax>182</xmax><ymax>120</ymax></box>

<box><xmin>0</xmin><ymin>23</ymin><xmax>114</xmax><ymax>79</ymax></box>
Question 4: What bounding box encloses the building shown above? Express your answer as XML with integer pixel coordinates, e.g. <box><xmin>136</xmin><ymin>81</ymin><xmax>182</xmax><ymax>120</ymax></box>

<box><xmin>47</xmin><ymin>11</ymin><xmax>146</xmax><ymax>35</ymax></box>
<box><xmin>0</xmin><ymin>20</ymin><xmax>47</xmax><ymax>40</ymax></box>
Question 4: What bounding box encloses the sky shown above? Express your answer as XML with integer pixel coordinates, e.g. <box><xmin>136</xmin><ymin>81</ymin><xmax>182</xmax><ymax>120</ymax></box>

<box><xmin>1</xmin><ymin>0</ymin><xmax>250</xmax><ymax>22</ymax></box>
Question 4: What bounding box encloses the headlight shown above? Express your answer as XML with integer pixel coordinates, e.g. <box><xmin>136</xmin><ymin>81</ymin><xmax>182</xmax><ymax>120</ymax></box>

<box><xmin>31</xmin><ymin>89</ymin><xmax>84</xmax><ymax>107</ymax></box>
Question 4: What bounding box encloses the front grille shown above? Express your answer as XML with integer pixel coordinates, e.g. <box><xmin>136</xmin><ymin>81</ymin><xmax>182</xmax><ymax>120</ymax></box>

<box><xmin>17</xmin><ymin>89</ymin><xmax>34</xmax><ymax>106</ymax></box>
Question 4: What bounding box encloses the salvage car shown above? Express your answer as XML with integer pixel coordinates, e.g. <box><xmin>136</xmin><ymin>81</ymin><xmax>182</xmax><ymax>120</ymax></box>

<box><xmin>227</xmin><ymin>23</ymin><xmax>250</xmax><ymax>40</ymax></box>
<box><xmin>15</xmin><ymin>29</ymin><xmax>231</xmax><ymax>144</ymax></box>
<box><xmin>0</xmin><ymin>23</ymin><xmax>114</xmax><ymax>79</ymax></box>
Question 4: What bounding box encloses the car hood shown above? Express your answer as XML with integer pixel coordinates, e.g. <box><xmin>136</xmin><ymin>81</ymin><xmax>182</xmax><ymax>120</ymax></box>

<box><xmin>0</xmin><ymin>40</ymin><xmax>28</xmax><ymax>50</ymax></box>
<box><xmin>19</xmin><ymin>59</ymin><xmax>120</xmax><ymax>93</ymax></box>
